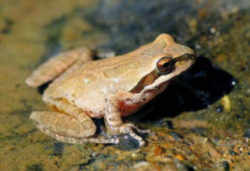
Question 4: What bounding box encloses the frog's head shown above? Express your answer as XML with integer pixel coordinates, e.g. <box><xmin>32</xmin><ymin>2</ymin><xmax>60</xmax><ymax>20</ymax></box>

<box><xmin>131</xmin><ymin>34</ymin><xmax>195</xmax><ymax>93</ymax></box>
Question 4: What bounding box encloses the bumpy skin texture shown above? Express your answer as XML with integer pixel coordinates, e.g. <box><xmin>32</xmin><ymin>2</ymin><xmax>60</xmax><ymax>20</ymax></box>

<box><xmin>26</xmin><ymin>34</ymin><xmax>195</xmax><ymax>146</ymax></box>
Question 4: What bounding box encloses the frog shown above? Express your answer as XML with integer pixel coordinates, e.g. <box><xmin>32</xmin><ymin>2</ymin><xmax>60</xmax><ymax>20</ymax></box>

<box><xmin>26</xmin><ymin>34</ymin><xmax>195</xmax><ymax>146</ymax></box>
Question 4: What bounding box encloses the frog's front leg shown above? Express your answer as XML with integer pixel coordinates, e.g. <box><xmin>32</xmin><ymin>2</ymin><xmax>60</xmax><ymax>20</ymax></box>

<box><xmin>104</xmin><ymin>93</ymin><xmax>149</xmax><ymax>146</ymax></box>
<box><xmin>26</xmin><ymin>48</ymin><xmax>95</xmax><ymax>88</ymax></box>
<box><xmin>30</xmin><ymin>111</ymin><xmax>119</xmax><ymax>144</ymax></box>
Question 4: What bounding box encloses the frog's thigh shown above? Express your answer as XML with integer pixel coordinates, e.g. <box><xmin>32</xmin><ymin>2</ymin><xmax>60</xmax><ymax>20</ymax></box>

<box><xmin>26</xmin><ymin>48</ymin><xmax>94</xmax><ymax>88</ymax></box>
<box><xmin>30</xmin><ymin>111</ymin><xmax>96</xmax><ymax>139</ymax></box>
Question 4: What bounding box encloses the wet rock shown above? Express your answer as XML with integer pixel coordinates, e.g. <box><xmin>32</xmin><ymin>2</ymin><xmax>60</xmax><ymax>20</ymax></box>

<box><xmin>174</xmin><ymin>159</ymin><xmax>195</xmax><ymax>171</ymax></box>
<box><xmin>243</xmin><ymin>128</ymin><xmax>250</xmax><ymax>138</ymax></box>
<box><xmin>52</xmin><ymin>142</ymin><xmax>64</xmax><ymax>157</ymax></box>
<box><xmin>190</xmin><ymin>127</ymin><xmax>207</xmax><ymax>136</ymax></box>
<box><xmin>235</xmin><ymin>114</ymin><xmax>244</xmax><ymax>121</ymax></box>
<box><xmin>115</xmin><ymin>134</ymin><xmax>141</xmax><ymax>150</ymax></box>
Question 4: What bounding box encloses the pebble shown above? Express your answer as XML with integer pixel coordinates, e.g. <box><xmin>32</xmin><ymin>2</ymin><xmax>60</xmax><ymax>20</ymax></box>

<box><xmin>174</xmin><ymin>159</ymin><xmax>194</xmax><ymax>171</ymax></box>
<box><xmin>210</xmin><ymin>27</ymin><xmax>216</xmax><ymax>34</ymax></box>
<box><xmin>133</xmin><ymin>161</ymin><xmax>150</xmax><ymax>169</ymax></box>
<box><xmin>221</xmin><ymin>96</ymin><xmax>231</xmax><ymax>112</ymax></box>
<box><xmin>216</xmin><ymin>105</ymin><xmax>223</xmax><ymax>113</ymax></box>
<box><xmin>115</xmin><ymin>134</ymin><xmax>140</xmax><ymax>150</ymax></box>
<box><xmin>169</xmin><ymin>132</ymin><xmax>183</xmax><ymax>141</ymax></box>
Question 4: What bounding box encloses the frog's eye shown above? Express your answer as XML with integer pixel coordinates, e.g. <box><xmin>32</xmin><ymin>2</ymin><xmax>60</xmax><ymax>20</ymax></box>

<box><xmin>156</xmin><ymin>56</ymin><xmax>175</xmax><ymax>75</ymax></box>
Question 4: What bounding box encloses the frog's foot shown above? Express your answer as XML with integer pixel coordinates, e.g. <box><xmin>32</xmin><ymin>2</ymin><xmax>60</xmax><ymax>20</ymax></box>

<box><xmin>114</xmin><ymin>123</ymin><xmax>148</xmax><ymax>146</ymax></box>
<box><xmin>121</xmin><ymin>123</ymin><xmax>151</xmax><ymax>134</ymax></box>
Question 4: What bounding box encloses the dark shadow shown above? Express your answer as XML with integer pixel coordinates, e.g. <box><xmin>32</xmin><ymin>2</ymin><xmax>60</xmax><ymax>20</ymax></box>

<box><xmin>129</xmin><ymin>56</ymin><xmax>237</xmax><ymax>121</ymax></box>
<box><xmin>37</xmin><ymin>81</ymin><xmax>52</xmax><ymax>94</ymax></box>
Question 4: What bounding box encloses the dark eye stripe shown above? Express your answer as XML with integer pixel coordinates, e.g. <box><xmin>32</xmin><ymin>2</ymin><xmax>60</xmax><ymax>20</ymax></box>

<box><xmin>130</xmin><ymin>53</ymin><xmax>195</xmax><ymax>93</ymax></box>
<box><xmin>156</xmin><ymin>53</ymin><xmax>195</xmax><ymax>75</ymax></box>
<box><xmin>130</xmin><ymin>70</ymin><xmax>159</xmax><ymax>93</ymax></box>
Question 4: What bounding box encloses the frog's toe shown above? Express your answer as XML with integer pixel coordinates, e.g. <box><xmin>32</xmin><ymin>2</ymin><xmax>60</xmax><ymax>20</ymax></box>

<box><xmin>30</xmin><ymin>111</ymin><xmax>96</xmax><ymax>140</ymax></box>
<box><xmin>129</xmin><ymin>123</ymin><xmax>151</xmax><ymax>134</ymax></box>
<box><xmin>119</xmin><ymin>123</ymin><xmax>146</xmax><ymax>146</ymax></box>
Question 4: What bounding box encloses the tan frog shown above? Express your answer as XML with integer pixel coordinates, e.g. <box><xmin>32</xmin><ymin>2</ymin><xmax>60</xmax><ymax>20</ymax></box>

<box><xmin>26</xmin><ymin>34</ymin><xmax>195</xmax><ymax>146</ymax></box>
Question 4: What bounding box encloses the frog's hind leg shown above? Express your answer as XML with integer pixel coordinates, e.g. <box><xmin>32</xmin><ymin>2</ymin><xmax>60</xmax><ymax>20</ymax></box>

<box><xmin>26</xmin><ymin>48</ymin><xmax>94</xmax><ymax>88</ymax></box>
<box><xmin>30</xmin><ymin>111</ymin><xmax>119</xmax><ymax>144</ymax></box>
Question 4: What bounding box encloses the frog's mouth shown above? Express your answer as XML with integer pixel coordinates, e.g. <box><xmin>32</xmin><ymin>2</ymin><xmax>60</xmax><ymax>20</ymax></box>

<box><xmin>130</xmin><ymin>53</ymin><xmax>195</xmax><ymax>93</ymax></box>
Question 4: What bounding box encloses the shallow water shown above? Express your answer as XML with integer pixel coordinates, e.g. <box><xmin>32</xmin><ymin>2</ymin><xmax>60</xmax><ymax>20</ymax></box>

<box><xmin>0</xmin><ymin>0</ymin><xmax>249</xmax><ymax>170</ymax></box>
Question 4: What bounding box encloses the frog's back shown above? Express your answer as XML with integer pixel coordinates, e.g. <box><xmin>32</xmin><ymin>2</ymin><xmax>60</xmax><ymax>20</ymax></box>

<box><xmin>47</xmin><ymin>55</ymin><xmax>142</xmax><ymax>92</ymax></box>
<box><xmin>44</xmin><ymin>41</ymin><xmax>160</xmax><ymax>94</ymax></box>
<box><xmin>43</xmin><ymin>35</ymin><xmax>171</xmax><ymax>112</ymax></box>
<box><xmin>42</xmin><ymin>54</ymin><xmax>147</xmax><ymax>113</ymax></box>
